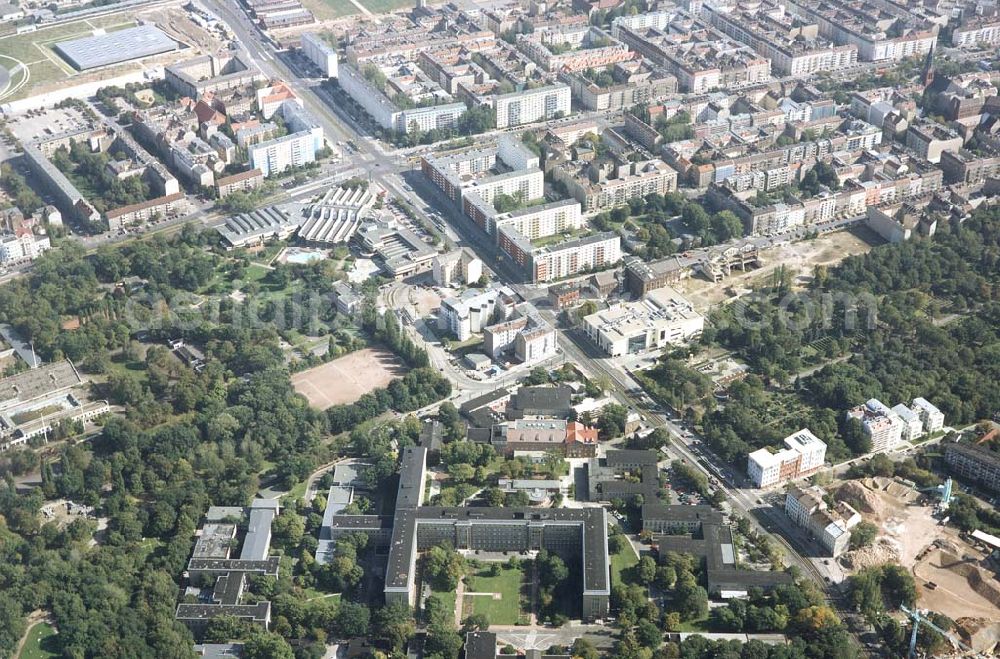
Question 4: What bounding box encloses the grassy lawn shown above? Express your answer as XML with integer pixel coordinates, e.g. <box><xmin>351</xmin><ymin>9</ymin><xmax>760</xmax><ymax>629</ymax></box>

<box><xmin>300</xmin><ymin>0</ymin><xmax>359</xmax><ymax>20</ymax></box>
<box><xmin>610</xmin><ymin>539</ymin><xmax>639</xmax><ymax>586</ymax></box>
<box><xmin>233</xmin><ymin>264</ymin><xmax>271</xmax><ymax>288</ymax></box>
<box><xmin>463</xmin><ymin>565</ymin><xmax>527</xmax><ymax>625</ymax></box>
<box><xmin>357</xmin><ymin>0</ymin><xmax>415</xmax><ymax>12</ymax></box>
<box><xmin>674</xmin><ymin>613</ymin><xmax>712</xmax><ymax>632</ymax></box>
<box><xmin>19</xmin><ymin>622</ymin><xmax>58</xmax><ymax>659</ymax></box>
<box><xmin>282</xmin><ymin>479</ymin><xmax>309</xmax><ymax>503</ymax></box>
<box><xmin>429</xmin><ymin>586</ymin><xmax>457</xmax><ymax>621</ymax></box>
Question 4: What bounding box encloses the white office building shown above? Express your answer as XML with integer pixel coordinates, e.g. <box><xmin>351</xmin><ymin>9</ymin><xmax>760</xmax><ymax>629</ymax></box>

<box><xmin>582</xmin><ymin>287</ymin><xmax>703</xmax><ymax>357</ymax></box>
<box><xmin>747</xmin><ymin>428</ymin><xmax>827</xmax><ymax>488</ymax></box>
<box><xmin>912</xmin><ymin>397</ymin><xmax>945</xmax><ymax>433</ymax></box>
<box><xmin>301</xmin><ymin>33</ymin><xmax>338</xmax><ymax>78</ymax></box>
<box><xmin>494</xmin><ymin>84</ymin><xmax>572</xmax><ymax>129</ymax></box>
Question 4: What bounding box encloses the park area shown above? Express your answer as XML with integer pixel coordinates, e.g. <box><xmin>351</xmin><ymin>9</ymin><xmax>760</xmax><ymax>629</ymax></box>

<box><xmin>16</xmin><ymin>621</ymin><xmax>58</xmax><ymax>659</ymax></box>
<box><xmin>291</xmin><ymin>347</ymin><xmax>408</xmax><ymax>409</ymax></box>
<box><xmin>461</xmin><ymin>563</ymin><xmax>531</xmax><ymax>626</ymax></box>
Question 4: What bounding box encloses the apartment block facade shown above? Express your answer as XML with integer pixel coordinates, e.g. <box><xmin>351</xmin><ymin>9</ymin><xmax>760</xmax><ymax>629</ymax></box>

<box><xmin>494</xmin><ymin>84</ymin><xmax>572</xmax><ymax>129</ymax></box>
<box><xmin>747</xmin><ymin>429</ymin><xmax>827</xmax><ymax>488</ymax></box>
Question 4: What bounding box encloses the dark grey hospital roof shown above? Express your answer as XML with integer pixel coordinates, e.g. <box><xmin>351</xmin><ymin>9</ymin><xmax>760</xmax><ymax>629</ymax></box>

<box><xmin>55</xmin><ymin>25</ymin><xmax>178</xmax><ymax>71</ymax></box>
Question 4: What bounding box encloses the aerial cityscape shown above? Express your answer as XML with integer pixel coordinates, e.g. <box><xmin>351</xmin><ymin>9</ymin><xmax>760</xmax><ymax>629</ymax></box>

<box><xmin>0</xmin><ymin>0</ymin><xmax>998</xmax><ymax>657</ymax></box>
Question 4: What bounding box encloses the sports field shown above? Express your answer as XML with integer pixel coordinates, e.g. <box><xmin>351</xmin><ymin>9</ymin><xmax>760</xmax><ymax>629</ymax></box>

<box><xmin>291</xmin><ymin>347</ymin><xmax>408</xmax><ymax>409</ymax></box>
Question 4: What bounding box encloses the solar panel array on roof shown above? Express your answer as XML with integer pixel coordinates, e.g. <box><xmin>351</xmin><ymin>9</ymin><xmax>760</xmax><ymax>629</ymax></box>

<box><xmin>54</xmin><ymin>25</ymin><xmax>179</xmax><ymax>71</ymax></box>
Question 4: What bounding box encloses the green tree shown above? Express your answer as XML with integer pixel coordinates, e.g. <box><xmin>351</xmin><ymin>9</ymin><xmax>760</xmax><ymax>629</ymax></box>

<box><xmin>332</xmin><ymin>601</ymin><xmax>370</xmax><ymax>638</ymax></box>
<box><xmin>850</xmin><ymin>521</ymin><xmax>878</xmax><ymax>550</ymax></box>
<box><xmin>424</xmin><ymin>544</ymin><xmax>465</xmax><ymax>591</ymax></box>
<box><xmin>243</xmin><ymin>632</ymin><xmax>294</xmax><ymax>659</ymax></box>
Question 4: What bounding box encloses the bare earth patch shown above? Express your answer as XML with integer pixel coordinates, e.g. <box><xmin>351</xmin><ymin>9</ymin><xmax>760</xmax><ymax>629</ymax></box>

<box><xmin>836</xmin><ymin>477</ymin><xmax>1000</xmax><ymax>630</ymax></box>
<box><xmin>676</xmin><ymin>229</ymin><xmax>877</xmax><ymax>312</ymax></box>
<box><xmin>291</xmin><ymin>347</ymin><xmax>409</xmax><ymax>409</ymax></box>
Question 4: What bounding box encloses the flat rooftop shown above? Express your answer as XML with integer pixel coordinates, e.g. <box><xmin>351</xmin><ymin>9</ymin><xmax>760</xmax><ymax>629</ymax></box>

<box><xmin>0</xmin><ymin>360</ymin><xmax>84</xmax><ymax>412</ymax></box>
<box><xmin>55</xmin><ymin>25</ymin><xmax>179</xmax><ymax>71</ymax></box>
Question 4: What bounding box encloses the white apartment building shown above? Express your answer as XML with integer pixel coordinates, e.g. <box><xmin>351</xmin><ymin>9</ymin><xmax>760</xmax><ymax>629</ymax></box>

<box><xmin>494</xmin><ymin>84</ymin><xmax>572</xmax><ymax>129</ymax></box>
<box><xmin>494</xmin><ymin>199</ymin><xmax>584</xmax><ymax>241</ymax></box>
<box><xmin>747</xmin><ymin>428</ymin><xmax>827</xmax><ymax>488</ymax></box>
<box><xmin>483</xmin><ymin>311</ymin><xmax>557</xmax><ymax>365</ymax></box>
<box><xmin>0</xmin><ymin>232</ymin><xmax>50</xmax><ymax>265</ymax></box>
<box><xmin>338</xmin><ymin>64</ymin><xmax>466</xmax><ymax>134</ymax></box>
<box><xmin>583</xmin><ymin>287</ymin><xmax>703</xmax><ymax>357</ymax></box>
<box><xmin>611</xmin><ymin>11</ymin><xmax>672</xmax><ymax>36</ymax></box>
<box><xmin>785</xmin><ymin>485</ymin><xmax>860</xmax><ymax>557</ymax></box>
<box><xmin>952</xmin><ymin>22</ymin><xmax>1000</xmax><ymax>48</ymax></box>
<box><xmin>912</xmin><ymin>397</ymin><xmax>945</xmax><ymax>433</ymax></box>
<box><xmin>784</xmin><ymin>0</ymin><xmax>937</xmax><ymax>62</ymax></box>
<box><xmin>498</xmin><ymin>136</ymin><xmax>540</xmax><ymax>171</ymax></box>
<box><xmin>516</xmin><ymin>322</ymin><xmax>557</xmax><ymax>364</ymax></box>
<box><xmin>301</xmin><ymin>33</ymin><xmax>338</xmax><ymax>78</ymax></box>
<box><xmin>780</xmin><ymin>46</ymin><xmax>858</xmax><ymax>77</ymax></box>
<box><xmin>701</xmin><ymin>4</ymin><xmax>858</xmax><ymax>76</ymax></box>
<box><xmin>467</xmin><ymin>169</ymin><xmax>545</xmax><ymax>207</ymax></box>
<box><xmin>432</xmin><ymin>249</ymin><xmax>483</xmax><ymax>287</ymax></box>
<box><xmin>399</xmin><ymin>104</ymin><xmax>467</xmax><ymax>134</ymax></box>
<box><xmin>554</xmin><ymin>158</ymin><xmax>678</xmax><ymax>212</ymax></box>
<box><xmin>891</xmin><ymin>403</ymin><xmax>924</xmax><ymax>442</ymax></box>
<box><xmin>531</xmin><ymin>231</ymin><xmax>621</xmax><ymax>283</ymax></box>
<box><xmin>250</xmin><ymin>132</ymin><xmax>317</xmax><ymax>177</ymax></box>
<box><xmin>845</xmin><ymin>398</ymin><xmax>903</xmax><ymax>454</ymax></box>
<box><xmin>438</xmin><ymin>287</ymin><xmax>513</xmax><ymax>340</ymax></box>
<box><xmin>785</xmin><ymin>429</ymin><xmax>827</xmax><ymax>473</ymax></box>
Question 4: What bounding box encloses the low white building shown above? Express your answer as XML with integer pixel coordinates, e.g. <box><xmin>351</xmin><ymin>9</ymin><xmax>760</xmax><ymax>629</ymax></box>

<box><xmin>912</xmin><ymin>397</ymin><xmax>945</xmax><ymax>433</ymax></box>
<box><xmin>747</xmin><ymin>428</ymin><xmax>827</xmax><ymax>488</ymax></box>
<box><xmin>583</xmin><ymin>287</ymin><xmax>703</xmax><ymax>357</ymax></box>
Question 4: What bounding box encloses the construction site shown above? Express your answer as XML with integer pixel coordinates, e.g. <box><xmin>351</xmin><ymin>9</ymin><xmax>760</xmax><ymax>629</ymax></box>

<box><xmin>832</xmin><ymin>476</ymin><xmax>1000</xmax><ymax>654</ymax></box>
